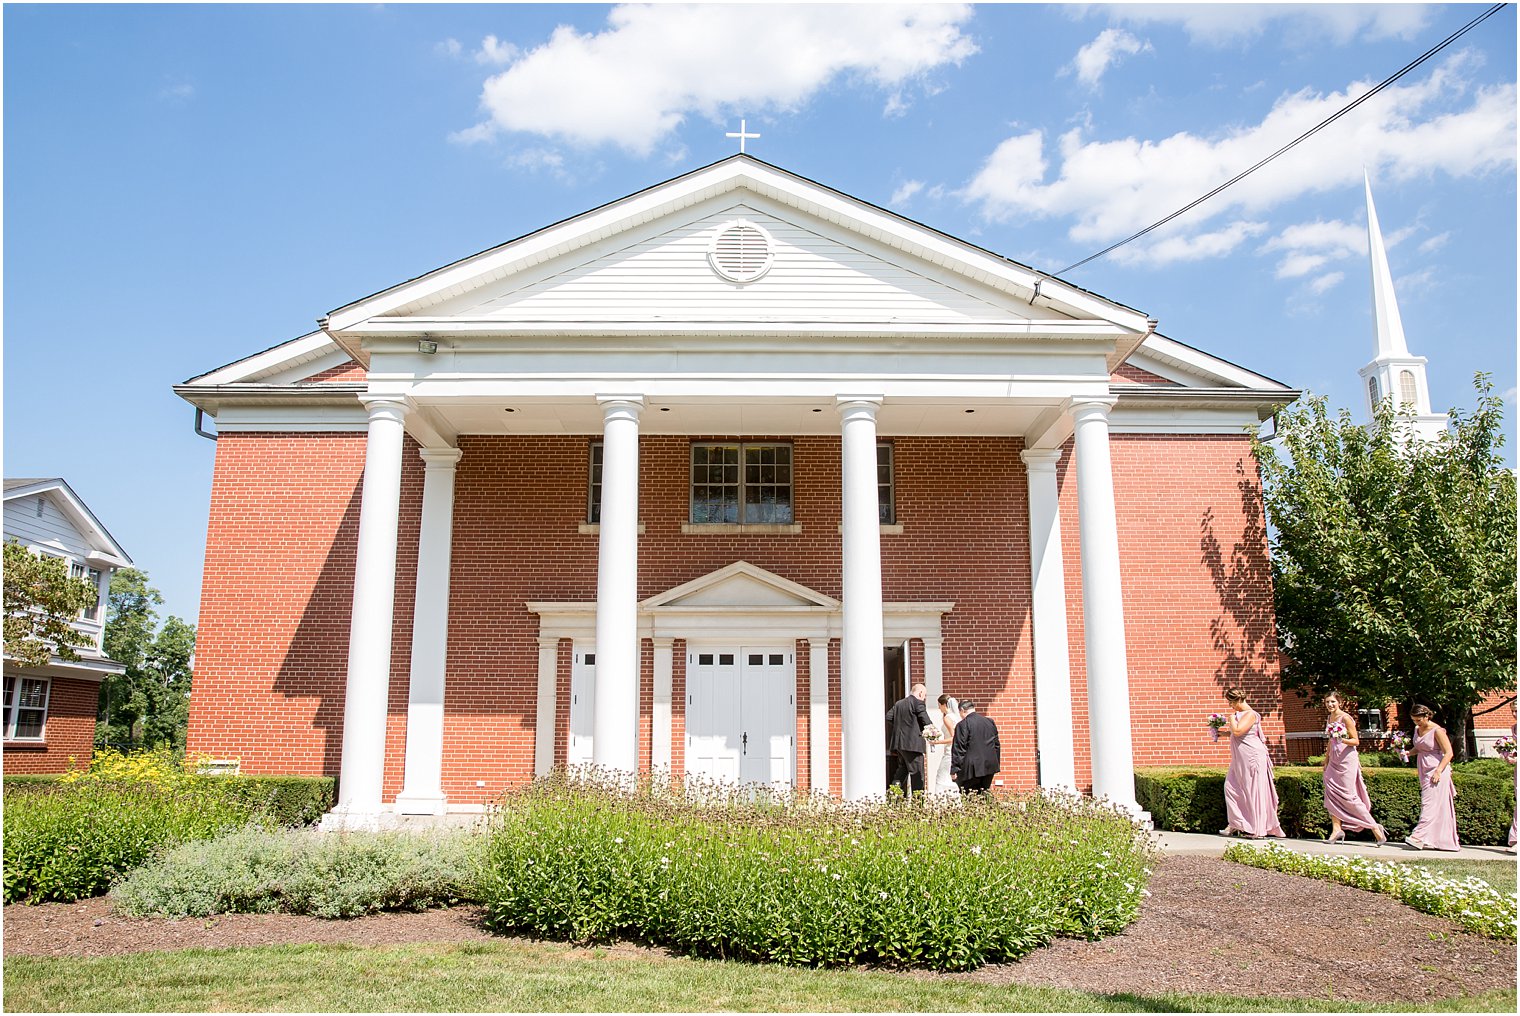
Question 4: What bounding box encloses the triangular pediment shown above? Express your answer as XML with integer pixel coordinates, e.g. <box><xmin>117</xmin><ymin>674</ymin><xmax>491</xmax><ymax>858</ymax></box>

<box><xmin>325</xmin><ymin>156</ymin><xmax>1153</xmax><ymax>342</ymax></box>
<box><xmin>643</xmin><ymin>561</ymin><xmax>839</xmax><ymax>611</ymax></box>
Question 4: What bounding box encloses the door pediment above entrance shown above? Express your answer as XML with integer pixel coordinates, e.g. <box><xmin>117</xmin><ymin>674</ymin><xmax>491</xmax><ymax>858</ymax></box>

<box><xmin>643</xmin><ymin>561</ymin><xmax>839</xmax><ymax>611</ymax></box>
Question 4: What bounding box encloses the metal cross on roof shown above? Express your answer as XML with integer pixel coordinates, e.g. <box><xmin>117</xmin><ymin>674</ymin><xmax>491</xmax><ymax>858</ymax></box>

<box><xmin>726</xmin><ymin>119</ymin><xmax>760</xmax><ymax>154</ymax></box>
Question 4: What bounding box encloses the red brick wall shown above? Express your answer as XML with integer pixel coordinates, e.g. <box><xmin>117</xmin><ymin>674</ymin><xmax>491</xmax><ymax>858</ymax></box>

<box><xmin>1</xmin><ymin>674</ymin><xmax>98</xmax><ymax>774</ymax></box>
<box><xmin>189</xmin><ymin>430</ymin><xmax>1286</xmax><ymax>801</ymax></box>
<box><xmin>187</xmin><ymin>431</ymin><xmax>422</xmax><ymax>782</ymax></box>
<box><xmin>301</xmin><ymin>361</ymin><xmax>366</xmax><ymax>384</ymax></box>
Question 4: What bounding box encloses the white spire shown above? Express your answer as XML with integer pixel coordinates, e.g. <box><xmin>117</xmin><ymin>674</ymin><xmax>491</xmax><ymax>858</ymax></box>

<box><xmin>1364</xmin><ymin>168</ymin><xmax>1411</xmax><ymax>358</ymax></box>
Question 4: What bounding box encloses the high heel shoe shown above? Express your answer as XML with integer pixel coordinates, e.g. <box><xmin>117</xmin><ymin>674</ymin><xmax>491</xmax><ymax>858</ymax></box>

<box><xmin>1219</xmin><ymin>826</ymin><xmax>1235</xmax><ymax>837</ymax></box>
<box><xmin>1373</xmin><ymin>825</ymin><xmax>1387</xmax><ymax>847</ymax></box>
<box><xmin>1328</xmin><ymin>830</ymin><xmax>1345</xmax><ymax>843</ymax></box>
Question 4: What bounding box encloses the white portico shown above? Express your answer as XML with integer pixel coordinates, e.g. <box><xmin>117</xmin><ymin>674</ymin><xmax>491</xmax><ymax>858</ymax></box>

<box><xmin>178</xmin><ymin>155</ymin><xmax>1294</xmax><ymax>824</ymax></box>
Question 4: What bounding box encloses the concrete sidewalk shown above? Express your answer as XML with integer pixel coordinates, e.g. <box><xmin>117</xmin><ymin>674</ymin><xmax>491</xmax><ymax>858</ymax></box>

<box><xmin>1150</xmin><ymin>829</ymin><xmax>1516</xmax><ymax>862</ymax></box>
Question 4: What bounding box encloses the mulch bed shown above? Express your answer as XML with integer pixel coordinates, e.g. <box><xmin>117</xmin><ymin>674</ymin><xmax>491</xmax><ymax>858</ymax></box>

<box><xmin>3</xmin><ymin>855</ymin><xmax>1514</xmax><ymax>1004</ymax></box>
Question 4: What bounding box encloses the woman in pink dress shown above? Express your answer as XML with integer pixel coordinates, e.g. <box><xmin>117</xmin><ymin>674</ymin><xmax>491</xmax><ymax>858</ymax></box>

<box><xmin>1405</xmin><ymin>705</ymin><xmax>1460</xmax><ymax>851</ymax></box>
<box><xmin>1321</xmin><ymin>692</ymin><xmax>1388</xmax><ymax>845</ymax></box>
<box><xmin>1219</xmin><ymin>687</ymin><xmax>1284</xmax><ymax>838</ymax></box>
<box><xmin>1507</xmin><ymin>722</ymin><xmax>1516</xmax><ymax>852</ymax></box>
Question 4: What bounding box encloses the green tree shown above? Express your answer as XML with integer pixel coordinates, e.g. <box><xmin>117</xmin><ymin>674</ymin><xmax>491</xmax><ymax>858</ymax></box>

<box><xmin>3</xmin><ymin>541</ymin><xmax>98</xmax><ymax>667</ymax></box>
<box><xmin>1255</xmin><ymin>374</ymin><xmax>1517</xmax><ymax>757</ymax></box>
<box><xmin>98</xmin><ymin>569</ymin><xmax>195</xmax><ymax>751</ymax></box>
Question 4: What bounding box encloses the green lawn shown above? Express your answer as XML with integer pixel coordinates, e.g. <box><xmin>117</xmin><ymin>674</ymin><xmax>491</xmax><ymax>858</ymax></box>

<box><xmin>3</xmin><ymin>941</ymin><xmax>1514</xmax><ymax>1014</ymax></box>
<box><xmin>1402</xmin><ymin>858</ymin><xmax>1517</xmax><ymax>898</ymax></box>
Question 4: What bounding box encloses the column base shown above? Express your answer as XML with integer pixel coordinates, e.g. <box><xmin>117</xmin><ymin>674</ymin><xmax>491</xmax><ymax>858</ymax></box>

<box><xmin>394</xmin><ymin>792</ymin><xmax>449</xmax><ymax>817</ymax></box>
<box><xmin>317</xmin><ymin>803</ymin><xmax>403</xmax><ymax>832</ymax></box>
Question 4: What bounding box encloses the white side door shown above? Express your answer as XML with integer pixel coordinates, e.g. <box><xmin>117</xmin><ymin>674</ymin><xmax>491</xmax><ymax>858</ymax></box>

<box><xmin>568</xmin><ymin>647</ymin><xmax>595</xmax><ymax>768</ymax></box>
<box><xmin>738</xmin><ymin>648</ymin><xmax>795</xmax><ymax>790</ymax></box>
<box><xmin>686</xmin><ymin>649</ymin><xmax>742</xmax><ymax>783</ymax></box>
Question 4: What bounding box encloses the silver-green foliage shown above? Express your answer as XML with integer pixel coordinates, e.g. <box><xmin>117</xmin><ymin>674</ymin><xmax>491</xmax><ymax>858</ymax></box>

<box><xmin>1224</xmin><ymin>841</ymin><xmax>1517</xmax><ymax>940</ymax></box>
<box><xmin>110</xmin><ymin>826</ymin><xmax>484</xmax><ymax>918</ymax></box>
<box><xmin>480</xmin><ymin>772</ymin><xmax>1154</xmax><ymax>971</ymax></box>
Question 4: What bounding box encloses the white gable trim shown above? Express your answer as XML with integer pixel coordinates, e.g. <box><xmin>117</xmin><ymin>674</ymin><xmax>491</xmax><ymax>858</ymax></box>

<box><xmin>1129</xmin><ymin>334</ymin><xmax>1293</xmax><ymax>391</ymax></box>
<box><xmin>641</xmin><ymin>561</ymin><xmax>840</xmax><ymax>611</ymax></box>
<box><xmin>188</xmin><ymin>331</ymin><xmax>347</xmax><ymax>386</ymax></box>
<box><xmin>325</xmin><ymin>157</ymin><xmax>1153</xmax><ymax>339</ymax></box>
<box><xmin>3</xmin><ymin>479</ymin><xmax>132</xmax><ymax>566</ymax></box>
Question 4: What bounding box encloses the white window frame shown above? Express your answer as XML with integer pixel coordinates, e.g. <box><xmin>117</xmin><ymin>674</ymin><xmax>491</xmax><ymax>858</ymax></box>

<box><xmin>3</xmin><ymin>675</ymin><xmax>51</xmax><ymax>742</ymax></box>
<box><xmin>70</xmin><ymin>561</ymin><xmax>104</xmax><ymax>623</ymax></box>
<box><xmin>689</xmin><ymin>441</ymin><xmax>794</xmax><ymax>525</ymax></box>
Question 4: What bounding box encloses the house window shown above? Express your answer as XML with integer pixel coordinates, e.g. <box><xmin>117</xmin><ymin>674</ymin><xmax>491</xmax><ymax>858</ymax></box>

<box><xmin>3</xmin><ymin>676</ymin><xmax>50</xmax><ymax>740</ymax></box>
<box><xmin>587</xmin><ymin>442</ymin><xmax>604</xmax><ymax>524</ymax></box>
<box><xmin>690</xmin><ymin>443</ymin><xmax>792</xmax><ymax>524</ymax></box>
<box><xmin>1367</xmin><ymin>376</ymin><xmax>1380</xmax><ymax>407</ymax></box>
<box><xmin>1358</xmin><ymin>707</ymin><xmax>1385</xmax><ymax>734</ymax></box>
<box><xmin>70</xmin><ymin>562</ymin><xmax>103</xmax><ymax>622</ymax></box>
<box><xmin>877</xmin><ymin>443</ymin><xmax>895</xmax><ymax>524</ymax></box>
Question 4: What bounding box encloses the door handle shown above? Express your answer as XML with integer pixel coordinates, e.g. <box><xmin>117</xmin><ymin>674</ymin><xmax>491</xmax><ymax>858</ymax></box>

<box><xmin>742</xmin><ymin>731</ymin><xmax>748</xmax><ymax>755</ymax></box>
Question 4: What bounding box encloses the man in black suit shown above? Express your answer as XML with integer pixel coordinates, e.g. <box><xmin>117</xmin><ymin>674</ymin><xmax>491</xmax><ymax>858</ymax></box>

<box><xmin>885</xmin><ymin>682</ymin><xmax>933</xmax><ymax>799</ymax></box>
<box><xmin>950</xmin><ymin>698</ymin><xmax>1001</xmax><ymax>796</ymax></box>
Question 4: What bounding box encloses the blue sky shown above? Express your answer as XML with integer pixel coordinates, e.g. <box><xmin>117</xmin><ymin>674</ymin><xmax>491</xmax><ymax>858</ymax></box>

<box><xmin>4</xmin><ymin>3</ymin><xmax>1515</xmax><ymax>626</ymax></box>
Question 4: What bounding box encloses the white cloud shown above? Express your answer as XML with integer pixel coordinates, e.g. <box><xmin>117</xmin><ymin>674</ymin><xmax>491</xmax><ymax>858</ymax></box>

<box><xmin>962</xmin><ymin>52</ymin><xmax>1515</xmax><ymax>266</ymax></box>
<box><xmin>890</xmin><ymin>179</ymin><xmax>925</xmax><ymax>205</ymax></box>
<box><xmin>1093</xmin><ymin>3</ymin><xmax>1432</xmax><ymax>47</ymax></box>
<box><xmin>436</xmin><ymin>38</ymin><xmax>463</xmax><ymax>58</ymax></box>
<box><xmin>458</xmin><ymin>4</ymin><xmax>977</xmax><ymax>155</ymax></box>
<box><xmin>158</xmin><ymin>80</ymin><xmax>195</xmax><ymax>102</ymax></box>
<box><xmin>1261</xmin><ymin>219</ymin><xmax>1366</xmax><ymax>277</ymax></box>
<box><xmin>1110</xmin><ymin>219</ymin><xmax>1268</xmax><ymax>266</ymax></box>
<box><xmin>475</xmin><ymin>35</ymin><xmax>519</xmax><ymax>65</ymax></box>
<box><xmin>448</xmin><ymin>122</ymin><xmax>498</xmax><ymax>146</ymax></box>
<box><xmin>1067</xmin><ymin>28</ymin><xmax>1150</xmax><ymax>88</ymax></box>
<box><xmin>1419</xmin><ymin>230</ymin><xmax>1451</xmax><ymax>254</ymax></box>
<box><xmin>1309</xmin><ymin>271</ymin><xmax>1346</xmax><ymax>294</ymax></box>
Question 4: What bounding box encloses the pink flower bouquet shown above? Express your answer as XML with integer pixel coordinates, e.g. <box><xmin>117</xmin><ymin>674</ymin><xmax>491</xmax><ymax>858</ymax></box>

<box><xmin>1207</xmin><ymin>713</ymin><xmax>1228</xmax><ymax>743</ymax></box>
<box><xmin>1325</xmin><ymin>720</ymin><xmax>1347</xmax><ymax>741</ymax></box>
<box><xmin>1494</xmin><ymin>734</ymin><xmax>1516</xmax><ymax>763</ymax></box>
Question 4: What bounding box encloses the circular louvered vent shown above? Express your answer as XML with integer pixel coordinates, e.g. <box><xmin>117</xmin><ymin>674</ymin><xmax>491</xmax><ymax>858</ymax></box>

<box><xmin>708</xmin><ymin>220</ymin><xmax>774</xmax><ymax>283</ymax></box>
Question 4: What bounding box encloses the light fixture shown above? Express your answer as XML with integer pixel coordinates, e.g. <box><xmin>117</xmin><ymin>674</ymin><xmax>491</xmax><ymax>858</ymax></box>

<box><xmin>660</xmin><ymin>407</ymin><xmax>671</xmax><ymax>412</ymax></box>
<box><xmin>503</xmin><ymin>407</ymin><xmax>517</xmax><ymax>413</ymax></box>
<box><xmin>417</xmin><ymin>339</ymin><xmax>438</xmax><ymax>355</ymax></box>
<box><xmin>964</xmin><ymin>409</ymin><xmax>976</xmax><ymax>414</ymax></box>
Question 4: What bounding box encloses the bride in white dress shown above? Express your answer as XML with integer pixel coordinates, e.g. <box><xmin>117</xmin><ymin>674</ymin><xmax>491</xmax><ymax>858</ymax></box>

<box><xmin>926</xmin><ymin>694</ymin><xmax>960</xmax><ymax>797</ymax></box>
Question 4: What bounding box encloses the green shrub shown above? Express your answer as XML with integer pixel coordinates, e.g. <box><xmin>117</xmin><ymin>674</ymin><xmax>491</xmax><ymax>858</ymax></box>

<box><xmin>2</xmin><ymin>775</ymin><xmax>61</xmax><ymax>791</ymax></box>
<box><xmin>2</xmin><ymin>780</ymin><xmax>254</xmax><ymax>903</ymax></box>
<box><xmin>1137</xmin><ymin>765</ymin><xmax>1516</xmax><ymax>845</ymax></box>
<box><xmin>1455</xmin><ymin>758</ymin><xmax>1515</xmax><ymax>782</ymax></box>
<box><xmin>479</xmin><ymin>772</ymin><xmax>1153</xmax><ymax>972</ymax></box>
<box><xmin>1226</xmin><ymin>842</ymin><xmax>1517</xmax><ymax>940</ymax></box>
<box><xmin>111</xmin><ymin>827</ymin><xmax>482</xmax><ymax>918</ymax></box>
<box><xmin>215</xmin><ymin>776</ymin><xmax>335</xmax><ymax>827</ymax></box>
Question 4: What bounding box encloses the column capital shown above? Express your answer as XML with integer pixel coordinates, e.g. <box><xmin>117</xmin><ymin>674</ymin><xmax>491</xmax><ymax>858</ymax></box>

<box><xmin>1020</xmin><ymin>448</ymin><xmax>1063</xmax><ymax>470</ymax></box>
<box><xmin>651</xmin><ymin>636</ymin><xmax>675</xmax><ymax>649</ymax></box>
<box><xmin>836</xmin><ymin>395</ymin><xmax>884</xmax><ymax>420</ymax></box>
<box><xmin>358</xmin><ymin>394</ymin><xmax>412</xmax><ymax>423</ymax></box>
<box><xmin>596</xmin><ymin>394</ymin><xmax>645</xmax><ymax>418</ymax></box>
<box><xmin>1063</xmin><ymin>396</ymin><xmax>1118</xmax><ymax>421</ymax></box>
<box><xmin>919</xmin><ymin>635</ymin><xmax>944</xmax><ymax>649</ymax></box>
<box><xmin>419</xmin><ymin>447</ymin><xmax>463</xmax><ymax>468</ymax></box>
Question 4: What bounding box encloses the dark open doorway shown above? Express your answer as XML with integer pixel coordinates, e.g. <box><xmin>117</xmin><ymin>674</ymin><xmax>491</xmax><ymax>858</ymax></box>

<box><xmin>883</xmin><ymin>642</ymin><xmax>907</xmax><ymax>789</ymax></box>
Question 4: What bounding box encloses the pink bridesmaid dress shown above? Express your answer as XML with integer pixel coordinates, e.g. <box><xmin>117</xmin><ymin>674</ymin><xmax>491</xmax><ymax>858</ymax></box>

<box><xmin>1409</xmin><ymin>727</ymin><xmax>1461</xmax><ymax>851</ymax></box>
<box><xmin>1508</xmin><ymin>723</ymin><xmax>1517</xmax><ymax>849</ymax></box>
<box><xmin>1322</xmin><ymin>722</ymin><xmax>1378</xmax><ymax>833</ymax></box>
<box><xmin>1224</xmin><ymin>712</ymin><xmax>1285</xmax><ymax>837</ymax></box>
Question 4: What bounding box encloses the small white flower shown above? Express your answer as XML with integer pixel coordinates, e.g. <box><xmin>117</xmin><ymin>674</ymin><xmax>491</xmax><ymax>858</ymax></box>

<box><xmin>613</xmin><ymin>837</ymin><xmax>624</xmax><ymax>844</ymax></box>
<box><xmin>660</xmin><ymin>856</ymin><xmax>670</xmax><ymax>865</ymax></box>
<box><xmin>879</xmin><ymin>891</ymin><xmax>889</xmax><ymax>900</ymax></box>
<box><xmin>832</xmin><ymin>872</ymin><xmax>842</xmax><ymax>881</ymax></box>
<box><xmin>971</xmin><ymin>845</ymin><xmax>982</xmax><ymax>856</ymax></box>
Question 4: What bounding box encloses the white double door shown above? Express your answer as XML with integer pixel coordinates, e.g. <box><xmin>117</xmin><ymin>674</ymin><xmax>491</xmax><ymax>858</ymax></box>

<box><xmin>686</xmin><ymin>646</ymin><xmax>795</xmax><ymax>790</ymax></box>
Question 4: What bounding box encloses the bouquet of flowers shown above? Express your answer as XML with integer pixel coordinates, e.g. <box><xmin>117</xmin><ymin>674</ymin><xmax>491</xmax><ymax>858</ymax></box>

<box><xmin>922</xmin><ymin>724</ymin><xmax>943</xmax><ymax>745</ymax></box>
<box><xmin>1325</xmin><ymin>720</ymin><xmax>1348</xmax><ymax>741</ymax></box>
<box><xmin>1494</xmin><ymin>734</ymin><xmax>1516</xmax><ymax>763</ymax></box>
<box><xmin>1207</xmin><ymin>713</ymin><xmax>1228</xmax><ymax>743</ymax></box>
<box><xmin>1386</xmin><ymin>730</ymin><xmax>1412</xmax><ymax>764</ymax></box>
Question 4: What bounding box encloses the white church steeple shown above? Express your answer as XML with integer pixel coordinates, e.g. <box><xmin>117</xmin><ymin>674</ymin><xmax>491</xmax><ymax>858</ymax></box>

<box><xmin>1357</xmin><ymin>170</ymin><xmax>1446</xmax><ymax>442</ymax></box>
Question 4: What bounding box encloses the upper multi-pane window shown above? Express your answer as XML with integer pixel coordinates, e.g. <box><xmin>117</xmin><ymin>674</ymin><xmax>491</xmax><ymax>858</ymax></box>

<box><xmin>70</xmin><ymin>562</ymin><xmax>102</xmax><ymax>622</ymax></box>
<box><xmin>1399</xmin><ymin>370</ymin><xmax>1418</xmax><ymax>405</ymax></box>
<box><xmin>587</xmin><ymin>442</ymin><xmax>604</xmax><ymax>524</ymax></box>
<box><xmin>2</xmin><ymin>676</ymin><xmax>49</xmax><ymax>740</ymax></box>
<box><xmin>691</xmin><ymin>443</ymin><xmax>792</xmax><ymax>524</ymax></box>
<box><xmin>877</xmin><ymin>443</ymin><xmax>895</xmax><ymax>525</ymax></box>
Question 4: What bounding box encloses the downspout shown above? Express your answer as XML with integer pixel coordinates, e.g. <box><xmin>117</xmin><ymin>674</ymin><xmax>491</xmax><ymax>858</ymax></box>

<box><xmin>194</xmin><ymin>407</ymin><xmax>218</xmax><ymax>442</ymax></box>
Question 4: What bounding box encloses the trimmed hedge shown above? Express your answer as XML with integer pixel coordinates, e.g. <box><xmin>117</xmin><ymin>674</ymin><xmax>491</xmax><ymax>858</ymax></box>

<box><xmin>1</xmin><ymin>775</ymin><xmax>62</xmax><ymax>790</ymax></box>
<box><xmin>215</xmin><ymin>776</ymin><xmax>335</xmax><ymax>827</ymax></box>
<box><xmin>1136</xmin><ymin>765</ymin><xmax>1516</xmax><ymax>845</ymax></box>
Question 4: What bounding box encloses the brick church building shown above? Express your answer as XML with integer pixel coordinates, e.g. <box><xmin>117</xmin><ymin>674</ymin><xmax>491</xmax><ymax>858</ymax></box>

<box><xmin>177</xmin><ymin>156</ymin><xmax>1299</xmax><ymax>823</ymax></box>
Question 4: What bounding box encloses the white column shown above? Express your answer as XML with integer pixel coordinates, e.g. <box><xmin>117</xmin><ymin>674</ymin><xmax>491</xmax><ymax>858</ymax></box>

<box><xmin>593</xmin><ymin>395</ymin><xmax>643</xmax><ymax>776</ymax></box>
<box><xmin>335</xmin><ymin>396</ymin><xmax>410</xmax><ymax>816</ymax></box>
<box><xmin>1021</xmin><ymin>448</ymin><xmax>1078</xmax><ymax>793</ymax></box>
<box><xmin>1069</xmin><ymin>398</ymin><xmax>1140</xmax><ymax>815</ymax></box>
<box><xmin>808</xmin><ymin>637</ymin><xmax>831</xmax><ymax>795</ymax></box>
<box><xmin>837</xmin><ymin>397</ymin><xmax>886</xmax><ymax>801</ymax></box>
<box><xmin>533</xmin><ymin>636</ymin><xmax>559</xmax><ymax>778</ymax></box>
<box><xmin>652</xmin><ymin>638</ymin><xmax>674</xmax><ymax>774</ymax></box>
<box><xmin>920</xmin><ymin>636</ymin><xmax>944</xmax><ymax>715</ymax></box>
<box><xmin>396</xmin><ymin>447</ymin><xmax>462</xmax><ymax>816</ymax></box>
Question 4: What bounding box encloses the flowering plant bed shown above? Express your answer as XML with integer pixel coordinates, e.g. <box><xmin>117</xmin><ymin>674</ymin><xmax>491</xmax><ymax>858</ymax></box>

<box><xmin>1224</xmin><ymin>842</ymin><xmax>1517</xmax><ymax>940</ymax></box>
<box><xmin>479</xmin><ymin>771</ymin><xmax>1153</xmax><ymax>971</ymax></box>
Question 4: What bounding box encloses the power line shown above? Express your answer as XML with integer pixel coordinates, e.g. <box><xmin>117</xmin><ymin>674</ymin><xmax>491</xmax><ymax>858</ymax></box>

<box><xmin>1052</xmin><ymin>3</ymin><xmax>1509</xmax><ymax>278</ymax></box>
